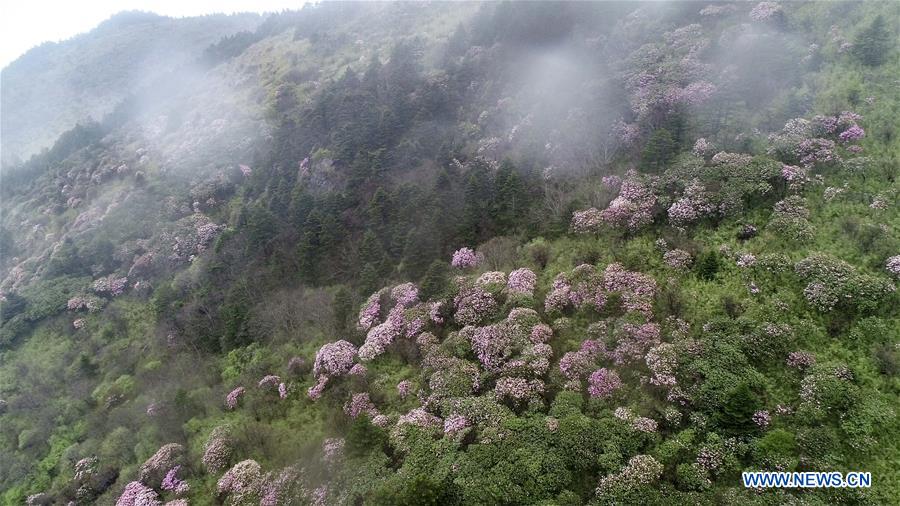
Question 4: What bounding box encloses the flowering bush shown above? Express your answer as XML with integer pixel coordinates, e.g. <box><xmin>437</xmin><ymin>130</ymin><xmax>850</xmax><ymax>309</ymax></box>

<box><xmin>494</xmin><ymin>377</ymin><xmax>545</xmax><ymax>405</ymax></box>
<box><xmin>749</xmin><ymin>2</ymin><xmax>782</xmax><ymax>21</ymax></box>
<box><xmin>139</xmin><ymin>443</ymin><xmax>184</xmax><ymax>488</ymax></box>
<box><xmin>599</xmin><ymin>171</ymin><xmax>657</xmax><ymax>231</ymax></box>
<box><xmin>476</xmin><ymin>271</ymin><xmax>507</xmax><ymax>290</ymax></box>
<box><xmin>795</xmin><ymin>253</ymin><xmax>895</xmax><ymax>311</ymax></box>
<box><xmin>313</xmin><ymin>340</ymin><xmax>357</xmax><ymax>377</ymax></box>
<box><xmin>786</xmin><ymin>351</ymin><xmax>816</xmax><ymax>370</ymax></box>
<box><xmin>322</xmin><ymin>438</ymin><xmax>345</xmax><ymax>465</ymax></box>
<box><xmin>161</xmin><ymin>465</ymin><xmax>189</xmax><ymax>495</ymax></box>
<box><xmin>116</xmin><ymin>481</ymin><xmax>161</xmax><ymax>506</ymax></box>
<box><xmin>218</xmin><ymin>460</ymin><xmax>262</xmax><ymax>503</ymax></box>
<box><xmin>663</xmin><ymin>249</ymin><xmax>692</xmax><ymax>270</ymax></box>
<box><xmin>571</xmin><ymin>208</ymin><xmax>603</xmax><ymax>234</ymax></box>
<box><xmin>587</xmin><ymin>368</ymin><xmax>622</xmax><ymax>399</ymax></box>
<box><xmin>92</xmin><ymin>275</ymin><xmax>128</xmax><ymax>296</ymax></box>
<box><xmin>886</xmin><ymin>256</ymin><xmax>900</xmax><ymax>278</ymax></box>
<box><xmin>225</xmin><ymin>387</ymin><xmax>245</xmax><ymax>410</ymax></box>
<box><xmin>202</xmin><ymin>426</ymin><xmax>233</xmax><ymax>473</ymax></box>
<box><xmin>454</xmin><ymin>286</ymin><xmax>498</xmax><ymax>325</ymax></box>
<box><xmin>596</xmin><ymin>455</ymin><xmax>664</xmax><ymax>498</ymax></box>
<box><xmin>258</xmin><ymin>375</ymin><xmax>281</xmax><ymax>389</ymax></box>
<box><xmin>451</xmin><ymin>248</ymin><xmax>479</xmax><ymax>269</ymax></box>
<box><xmin>507</xmin><ymin>268</ymin><xmax>537</xmax><ymax>295</ymax></box>
<box><xmin>391</xmin><ymin>283</ymin><xmax>419</xmax><ymax>307</ymax></box>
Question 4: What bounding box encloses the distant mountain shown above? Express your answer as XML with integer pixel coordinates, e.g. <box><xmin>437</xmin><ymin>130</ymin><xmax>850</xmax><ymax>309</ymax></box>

<box><xmin>0</xmin><ymin>10</ymin><xmax>263</xmax><ymax>166</ymax></box>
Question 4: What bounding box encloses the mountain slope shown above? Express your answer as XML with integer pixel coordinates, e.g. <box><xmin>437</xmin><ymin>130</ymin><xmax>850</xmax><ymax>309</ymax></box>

<box><xmin>0</xmin><ymin>2</ymin><xmax>898</xmax><ymax>504</ymax></box>
<box><xmin>0</xmin><ymin>10</ymin><xmax>263</xmax><ymax>166</ymax></box>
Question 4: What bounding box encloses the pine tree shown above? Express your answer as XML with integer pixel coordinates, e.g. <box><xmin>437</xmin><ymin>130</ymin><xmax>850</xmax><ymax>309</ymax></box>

<box><xmin>853</xmin><ymin>15</ymin><xmax>892</xmax><ymax>67</ymax></box>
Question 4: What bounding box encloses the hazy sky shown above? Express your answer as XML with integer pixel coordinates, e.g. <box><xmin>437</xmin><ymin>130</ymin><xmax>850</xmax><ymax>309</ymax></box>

<box><xmin>0</xmin><ymin>0</ymin><xmax>307</xmax><ymax>69</ymax></box>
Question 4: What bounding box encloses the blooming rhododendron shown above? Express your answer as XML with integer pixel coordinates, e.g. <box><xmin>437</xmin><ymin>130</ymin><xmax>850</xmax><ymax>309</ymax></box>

<box><xmin>161</xmin><ymin>465</ymin><xmax>189</xmax><ymax>495</ymax></box>
<box><xmin>753</xmin><ymin>410</ymin><xmax>771</xmax><ymax>428</ymax></box>
<box><xmin>313</xmin><ymin>340</ymin><xmax>357</xmax><ymax>377</ymax></box>
<box><xmin>588</xmin><ymin>368</ymin><xmax>622</xmax><ymax>399</ymax></box>
<box><xmin>887</xmin><ymin>256</ymin><xmax>900</xmax><ymax>277</ymax></box>
<box><xmin>391</xmin><ymin>283</ymin><xmax>419</xmax><ymax>307</ymax></box>
<box><xmin>663</xmin><ymin>249</ymin><xmax>692</xmax><ymax>270</ymax></box>
<box><xmin>202</xmin><ymin>427</ymin><xmax>233</xmax><ymax>473</ymax></box>
<box><xmin>451</xmin><ymin>247</ymin><xmax>479</xmax><ymax>268</ymax></box>
<box><xmin>139</xmin><ymin>443</ymin><xmax>184</xmax><ymax>488</ymax></box>
<box><xmin>258</xmin><ymin>375</ymin><xmax>281</xmax><ymax>389</ymax></box>
<box><xmin>218</xmin><ymin>460</ymin><xmax>262</xmax><ymax>503</ymax></box>
<box><xmin>116</xmin><ymin>481</ymin><xmax>161</xmax><ymax>506</ymax></box>
<box><xmin>225</xmin><ymin>387</ymin><xmax>245</xmax><ymax>410</ymax></box>
<box><xmin>596</xmin><ymin>455</ymin><xmax>663</xmax><ymax>497</ymax></box>
<box><xmin>507</xmin><ymin>268</ymin><xmax>537</xmax><ymax>295</ymax></box>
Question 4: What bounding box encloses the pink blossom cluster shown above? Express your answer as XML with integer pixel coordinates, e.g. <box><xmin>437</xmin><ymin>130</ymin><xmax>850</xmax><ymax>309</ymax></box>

<box><xmin>391</xmin><ymin>283</ymin><xmax>419</xmax><ymax>307</ymax></box>
<box><xmin>736</xmin><ymin>253</ymin><xmax>757</xmax><ymax>268</ymax></box>
<box><xmin>602</xmin><ymin>263</ymin><xmax>658</xmax><ymax>317</ymax></box>
<box><xmin>559</xmin><ymin>339</ymin><xmax>605</xmax><ymax>383</ymax></box>
<box><xmin>73</xmin><ymin>318</ymin><xmax>86</xmax><ymax>329</ymax></box>
<box><xmin>614</xmin><ymin>121</ymin><xmax>639</xmax><ymax>146</ymax></box>
<box><xmin>312</xmin><ymin>340</ymin><xmax>357</xmax><ymax>377</ymax></box>
<box><xmin>494</xmin><ymin>377</ymin><xmax>545</xmax><ymax>404</ymax></box>
<box><xmin>258</xmin><ymin>375</ymin><xmax>281</xmax><ymax>389</ymax></box>
<box><xmin>887</xmin><ymin>256</ymin><xmax>900</xmax><ymax>277</ymax></box>
<box><xmin>217</xmin><ymin>460</ymin><xmax>262</xmax><ymax>503</ymax></box>
<box><xmin>161</xmin><ymin>465</ymin><xmax>189</xmax><ymax>495</ymax></box>
<box><xmin>260</xmin><ymin>466</ymin><xmax>306</xmax><ymax>506</ymax></box>
<box><xmin>349</xmin><ymin>363</ymin><xmax>367</xmax><ymax>376</ymax></box>
<box><xmin>466</xmin><ymin>323</ymin><xmax>513</xmax><ymax>373</ymax></box>
<box><xmin>443</xmin><ymin>414</ymin><xmax>471</xmax><ymax>436</ymax></box>
<box><xmin>357</xmin><ymin>294</ymin><xmax>381</xmax><ymax>331</ymax></box>
<box><xmin>278</xmin><ymin>382</ymin><xmax>287</xmax><ymax>399</ymax></box>
<box><xmin>454</xmin><ymin>286</ymin><xmax>498</xmax><ymax>325</ymax></box>
<box><xmin>631</xmin><ymin>416</ymin><xmax>659</xmax><ymax>433</ymax></box>
<box><xmin>322</xmin><ymin>438</ymin><xmax>345</xmax><ymax>464</ymax></box>
<box><xmin>645</xmin><ymin>343</ymin><xmax>678</xmax><ymax>386</ymax></box>
<box><xmin>202</xmin><ymin>427</ymin><xmax>233</xmax><ymax>473</ymax></box>
<box><xmin>663</xmin><ymin>249</ymin><xmax>692</xmax><ymax>270</ymax></box>
<box><xmin>749</xmin><ymin>2</ymin><xmax>782</xmax><ymax>21</ymax></box>
<box><xmin>608</xmin><ymin>323</ymin><xmax>662</xmax><ymax>365</ymax></box>
<box><xmin>344</xmin><ymin>393</ymin><xmax>378</xmax><ymax>419</ymax></box>
<box><xmin>139</xmin><ymin>443</ymin><xmax>183</xmax><ymax>489</ymax></box>
<box><xmin>451</xmin><ymin>247</ymin><xmax>479</xmax><ymax>269</ymax></box>
<box><xmin>476</xmin><ymin>271</ymin><xmax>507</xmax><ymax>289</ymax></box>
<box><xmin>92</xmin><ymin>275</ymin><xmax>128</xmax><ymax>296</ymax></box>
<box><xmin>587</xmin><ymin>368</ymin><xmax>622</xmax><ymax>399</ymax></box>
<box><xmin>67</xmin><ymin>295</ymin><xmax>104</xmax><ymax>312</ymax></box>
<box><xmin>839</xmin><ymin>125</ymin><xmax>865</xmax><ymax>143</ymax></box>
<box><xmin>225</xmin><ymin>387</ymin><xmax>245</xmax><ymax>410</ymax></box>
<box><xmin>596</xmin><ymin>455</ymin><xmax>663</xmax><ymax>497</ymax></box>
<box><xmin>507</xmin><ymin>268</ymin><xmax>536</xmax><ymax>295</ymax></box>
<box><xmin>668</xmin><ymin>180</ymin><xmax>715</xmax><ymax>226</ymax></box>
<box><xmin>359</xmin><ymin>312</ymin><xmax>403</xmax><ymax>361</ymax></box>
<box><xmin>544</xmin><ymin>264</ymin><xmax>605</xmax><ymax>313</ymax></box>
<box><xmin>239</xmin><ymin>164</ymin><xmax>253</xmax><ymax>177</ymax></box>
<box><xmin>397</xmin><ymin>407</ymin><xmax>443</xmax><ymax>429</ymax></box>
<box><xmin>786</xmin><ymin>351</ymin><xmax>816</xmax><ymax>369</ymax></box>
<box><xmin>598</xmin><ymin>171</ymin><xmax>657</xmax><ymax>231</ymax></box>
<box><xmin>115</xmin><ymin>481</ymin><xmax>161</xmax><ymax>506</ymax></box>
<box><xmin>74</xmin><ymin>456</ymin><xmax>99</xmax><ymax>483</ymax></box>
<box><xmin>752</xmin><ymin>410</ymin><xmax>771</xmax><ymax>428</ymax></box>
<box><xmin>692</xmin><ymin>138</ymin><xmax>714</xmax><ymax>157</ymax></box>
<box><xmin>602</xmin><ymin>175</ymin><xmax>623</xmax><ymax>191</ymax></box>
<box><xmin>781</xmin><ymin>164</ymin><xmax>808</xmax><ymax>189</ymax></box>
<box><xmin>571</xmin><ymin>208</ymin><xmax>604</xmax><ymax>234</ymax></box>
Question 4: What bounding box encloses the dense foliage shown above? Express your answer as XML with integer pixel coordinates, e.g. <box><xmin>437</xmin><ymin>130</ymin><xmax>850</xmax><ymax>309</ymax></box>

<box><xmin>1</xmin><ymin>2</ymin><xmax>899</xmax><ymax>505</ymax></box>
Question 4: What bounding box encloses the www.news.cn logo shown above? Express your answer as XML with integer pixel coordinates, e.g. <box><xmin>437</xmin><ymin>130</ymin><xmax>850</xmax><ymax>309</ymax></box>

<box><xmin>742</xmin><ymin>471</ymin><xmax>871</xmax><ymax>488</ymax></box>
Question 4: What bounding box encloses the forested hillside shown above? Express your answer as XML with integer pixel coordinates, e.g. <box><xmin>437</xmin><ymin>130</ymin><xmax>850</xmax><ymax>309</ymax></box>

<box><xmin>0</xmin><ymin>11</ymin><xmax>263</xmax><ymax>166</ymax></box>
<box><xmin>1</xmin><ymin>2</ymin><xmax>899</xmax><ymax>504</ymax></box>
